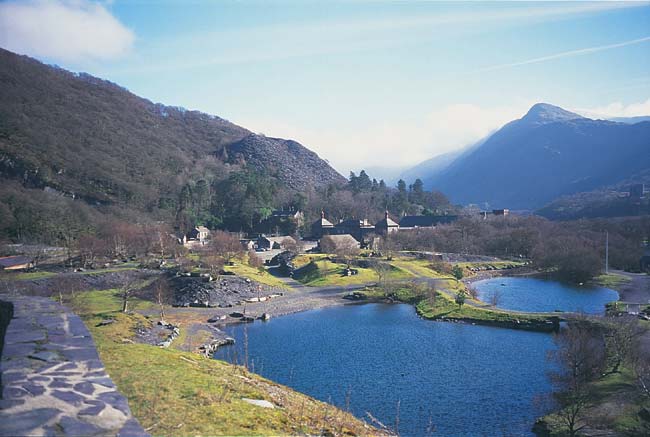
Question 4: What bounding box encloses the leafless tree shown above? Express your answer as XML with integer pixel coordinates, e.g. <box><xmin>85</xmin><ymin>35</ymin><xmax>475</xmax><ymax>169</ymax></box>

<box><xmin>247</xmin><ymin>250</ymin><xmax>263</xmax><ymax>270</ymax></box>
<box><xmin>603</xmin><ymin>316</ymin><xmax>646</xmax><ymax>375</ymax></box>
<box><xmin>121</xmin><ymin>278</ymin><xmax>141</xmax><ymax>313</ymax></box>
<box><xmin>548</xmin><ymin>319</ymin><xmax>606</xmax><ymax>436</ymax></box>
<box><xmin>154</xmin><ymin>277</ymin><xmax>172</xmax><ymax>321</ymax></box>
<box><xmin>76</xmin><ymin>234</ymin><xmax>105</xmax><ymax>269</ymax></box>
<box><xmin>490</xmin><ymin>289</ymin><xmax>502</xmax><ymax>307</ymax></box>
<box><xmin>209</xmin><ymin>231</ymin><xmax>244</xmax><ymax>265</ymax></box>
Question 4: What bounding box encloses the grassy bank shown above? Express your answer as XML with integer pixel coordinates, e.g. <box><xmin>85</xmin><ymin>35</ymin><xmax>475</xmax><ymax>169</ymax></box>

<box><xmin>537</xmin><ymin>366</ymin><xmax>650</xmax><ymax>436</ymax></box>
<box><xmin>293</xmin><ymin>258</ymin><xmax>411</xmax><ymax>287</ymax></box>
<box><xmin>361</xmin><ymin>281</ymin><xmax>560</xmax><ymax>332</ymax></box>
<box><xmin>71</xmin><ymin>289</ymin><xmax>384</xmax><ymax>436</ymax></box>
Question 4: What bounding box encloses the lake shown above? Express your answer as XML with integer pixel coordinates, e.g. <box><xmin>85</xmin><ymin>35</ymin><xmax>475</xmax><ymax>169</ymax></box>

<box><xmin>473</xmin><ymin>276</ymin><xmax>618</xmax><ymax>314</ymax></box>
<box><xmin>214</xmin><ymin>303</ymin><xmax>555</xmax><ymax>436</ymax></box>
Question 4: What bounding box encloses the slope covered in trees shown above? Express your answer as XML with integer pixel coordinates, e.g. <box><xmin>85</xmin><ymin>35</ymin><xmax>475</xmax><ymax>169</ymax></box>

<box><xmin>0</xmin><ymin>48</ymin><xmax>346</xmax><ymax>240</ymax></box>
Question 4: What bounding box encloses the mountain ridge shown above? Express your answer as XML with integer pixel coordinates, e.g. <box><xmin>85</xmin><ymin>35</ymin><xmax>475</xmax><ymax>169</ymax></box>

<box><xmin>420</xmin><ymin>103</ymin><xmax>650</xmax><ymax>209</ymax></box>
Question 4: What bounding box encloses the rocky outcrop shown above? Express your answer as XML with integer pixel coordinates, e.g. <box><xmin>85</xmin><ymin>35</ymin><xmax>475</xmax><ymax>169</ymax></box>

<box><xmin>0</xmin><ymin>294</ymin><xmax>148</xmax><ymax>437</ymax></box>
<box><xmin>227</xmin><ymin>134</ymin><xmax>346</xmax><ymax>190</ymax></box>
<box><xmin>171</xmin><ymin>275</ymin><xmax>278</xmax><ymax>308</ymax></box>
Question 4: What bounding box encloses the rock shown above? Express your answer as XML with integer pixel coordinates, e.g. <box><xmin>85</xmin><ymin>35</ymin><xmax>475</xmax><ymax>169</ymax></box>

<box><xmin>28</xmin><ymin>351</ymin><xmax>61</xmax><ymax>362</ymax></box>
<box><xmin>241</xmin><ymin>398</ymin><xmax>275</xmax><ymax>409</ymax></box>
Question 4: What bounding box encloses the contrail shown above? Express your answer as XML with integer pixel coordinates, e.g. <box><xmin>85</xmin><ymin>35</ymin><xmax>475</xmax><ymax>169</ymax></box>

<box><xmin>476</xmin><ymin>36</ymin><xmax>650</xmax><ymax>73</ymax></box>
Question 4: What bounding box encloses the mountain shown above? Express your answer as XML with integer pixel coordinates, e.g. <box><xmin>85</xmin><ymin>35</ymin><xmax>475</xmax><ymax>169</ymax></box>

<box><xmin>423</xmin><ymin>103</ymin><xmax>650</xmax><ymax>209</ymax></box>
<box><xmin>609</xmin><ymin>115</ymin><xmax>650</xmax><ymax>124</ymax></box>
<box><xmin>399</xmin><ymin>136</ymin><xmax>489</xmax><ymax>185</ymax></box>
<box><xmin>0</xmin><ymin>48</ymin><xmax>344</xmax><ymax>210</ymax></box>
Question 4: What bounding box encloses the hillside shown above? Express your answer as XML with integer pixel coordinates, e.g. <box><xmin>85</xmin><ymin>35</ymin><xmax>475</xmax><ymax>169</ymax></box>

<box><xmin>421</xmin><ymin>103</ymin><xmax>650</xmax><ymax>209</ymax></box>
<box><xmin>0</xmin><ymin>48</ymin><xmax>344</xmax><ymax>227</ymax></box>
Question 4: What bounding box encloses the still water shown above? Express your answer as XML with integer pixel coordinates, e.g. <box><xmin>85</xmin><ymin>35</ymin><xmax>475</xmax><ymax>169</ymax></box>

<box><xmin>474</xmin><ymin>276</ymin><xmax>618</xmax><ymax>314</ymax></box>
<box><xmin>215</xmin><ymin>303</ymin><xmax>556</xmax><ymax>436</ymax></box>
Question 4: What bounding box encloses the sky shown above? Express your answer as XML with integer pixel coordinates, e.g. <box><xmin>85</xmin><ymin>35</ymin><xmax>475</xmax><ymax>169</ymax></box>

<box><xmin>1</xmin><ymin>0</ymin><xmax>649</xmax><ymax>176</ymax></box>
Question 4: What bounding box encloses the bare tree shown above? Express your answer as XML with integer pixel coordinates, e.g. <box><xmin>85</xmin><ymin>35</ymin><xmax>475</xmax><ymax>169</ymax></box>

<box><xmin>121</xmin><ymin>278</ymin><xmax>141</xmax><ymax>313</ymax></box>
<box><xmin>373</xmin><ymin>262</ymin><xmax>392</xmax><ymax>296</ymax></box>
<box><xmin>77</xmin><ymin>234</ymin><xmax>106</xmax><ymax>269</ymax></box>
<box><xmin>247</xmin><ymin>250</ymin><xmax>264</xmax><ymax>270</ymax></box>
<box><xmin>209</xmin><ymin>231</ymin><xmax>244</xmax><ymax>265</ymax></box>
<box><xmin>490</xmin><ymin>289</ymin><xmax>502</xmax><ymax>307</ymax></box>
<box><xmin>154</xmin><ymin>277</ymin><xmax>172</xmax><ymax>321</ymax></box>
<box><xmin>548</xmin><ymin>319</ymin><xmax>606</xmax><ymax>436</ymax></box>
<box><xmin>603</xmin><ymin>316</ymin><xmax>645</xmax><ymax>375</ymax></box>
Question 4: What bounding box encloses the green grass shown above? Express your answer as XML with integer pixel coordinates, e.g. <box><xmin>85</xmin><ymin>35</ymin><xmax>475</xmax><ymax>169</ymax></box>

<box><xmin>5</xmin><ymin>270</ymin><xmax>57</xmax><ymax>281</ymax></box>
<box><xmin>294</xmin><ymin>259</ymin><xmax>411</xmax><ymax>287</ymax></box>
<box><xmin>455</xmin><ymin>260</ymin><xmax>527</xmax><ymax>272</ymax></box>
<box><xmin>389</xmin><ymin>258</ymin><xmax>449</xmax><ymax>278</ymax></box>
<box><xmin>223</xmin><ymin>262</ymin><xmax>288</xmax><ymax>289</ymax></box>
<box><xmin>540</xmin><ymin>366</ymin><xmax>650</xmax><ymax>436</ymax></box>
<box><xmin>70</xmin><ymin>289</ymin><xmax>383</xmax><ymax>436</ymax></box>
<box><xmin>593</xmin><ymin>273</ymin><xmax>631</xmax><ymax>289</ymax></box>
<box><xmin>361</xmin><ymin>280</ymin><xmax>559</xmax><ymax>331</ymax></box>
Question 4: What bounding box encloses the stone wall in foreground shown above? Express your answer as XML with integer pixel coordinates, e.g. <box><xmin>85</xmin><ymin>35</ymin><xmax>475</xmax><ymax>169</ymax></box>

<box><xmin>0</xmin><ymin>294</ymin><xmax>148</xmax><ymax>437</ymax></box>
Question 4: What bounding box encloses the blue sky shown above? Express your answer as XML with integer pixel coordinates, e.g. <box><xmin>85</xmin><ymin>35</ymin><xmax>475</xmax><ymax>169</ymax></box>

<box><xmin>1</xmin><ymin>1</ymin><xmax>649</xmax><ymax>175</ymax></box>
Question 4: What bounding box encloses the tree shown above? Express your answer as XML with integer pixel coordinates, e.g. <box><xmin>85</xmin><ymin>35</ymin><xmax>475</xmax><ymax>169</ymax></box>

<box><xmin>320</xmin><ymin>235</ymin><xmax>359</xmax><ymax>266</ymax></box>
<box><xmin>451</xmin><ymin>265</ymin><xmax>464</xmax><ymax>281</ymax></box>
<box><xmin>603</xmin><ymin>316</ymin><xmax>645</xmax><ymax>375</ymax></box>
<box><xmin>548</xmin><ymin>320</ymin><xmax>606</xmax><ymax>436</ymax></box>
<box><xmin>121</xmin><ymin>278</ymin><xmax>141</xmax><ymax>313</ymax></box>
<box><xmin>154</xmin><ymin>277</ymin><xmax>172</xmax><ymax>321</ymax></box>
<box><xmin>373</xmin><ymin>262</ymin><xmax>392</xmax><ymax>296</ymax></box>
<box><xmin>247</xmin><ymin>250</ymin><xmax>264</xmax><ymax>270</ymax></box>
<box><xmin>455</xmin><ymin>290</ymin><xmax>466</xmax><ymax>309</ymax></box>
<box><xmin>209</xmin><ymin>231</ymin><xmax>244</xmax><ymax>265</ymax></box>
<box><xmin>77</xmin><ymin>234</ymin><xmax>106</xmax><ymax>269</ymax></box>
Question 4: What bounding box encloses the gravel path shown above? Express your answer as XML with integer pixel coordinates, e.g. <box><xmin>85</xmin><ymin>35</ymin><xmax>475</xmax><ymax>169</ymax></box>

<box><xmin>610</xmin><ymin>269</ymin><xmax>650</xmax><ymax>303</ymax></box>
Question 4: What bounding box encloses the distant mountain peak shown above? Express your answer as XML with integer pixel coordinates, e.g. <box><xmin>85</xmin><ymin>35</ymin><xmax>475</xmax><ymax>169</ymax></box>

<box><xmin>522</xmin><ymin>103</ymin><xmax>583</xmax><ymax>124</ymax></box>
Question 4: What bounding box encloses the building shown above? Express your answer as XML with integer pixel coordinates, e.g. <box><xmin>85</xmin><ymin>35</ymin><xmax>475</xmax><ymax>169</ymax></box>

<box><xmin>187</xmin><ymin>226</ymin><xmax>210</xmax><ymax>243</ymax></box>
<box><xmin>374</xmin><ymin>211</ymin><xmax>399</xmax><ymax>235</ymax></box>
<box><xmin>240</xmin><ymin>239</ymin><xmax>256</xmax><ymax>251</ymax></box>
<box><xmin>333</xmin><ymin>219</ymin><xmax>375</xmax><ymax>243</ymax></box>
<box><xmin>261</xmin><ymin>209</ymin><xmax>304</xmax><ymax>235</ymax></box>
<box><xmin>311</xmin><ymin>211</ymin><xmax>335</xmax><ymax>239</ymax></box>
<box><xmin>399</xmin><ymin>215</ymin><xmax>458</xmax><ymax>229</ymax></box>
<box><xmin>479</xmin><ymin>209</ymin><xmax>510</xmax><ymax>219</ymax></box>
<box><xmin>0</xmin><ymin>256</ymin><xmax>34</xmax><ymax>271</ymax></box>
<box><xmin>258</xmin><ymin>235</ymin><xmax>297</xmax><ymax>250</ymax></box>
<box><xmin>319</xmin><ymin>234</ymin><xmax>360</xmax><ymax>253</ymax></box>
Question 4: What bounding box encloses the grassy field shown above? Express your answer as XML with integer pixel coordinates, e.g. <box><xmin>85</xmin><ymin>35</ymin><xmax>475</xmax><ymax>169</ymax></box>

<box><xmin>593</xmin><ymin>273</ymin><xmax>631</xmax><ymax>289</ymax></box>
<box><xmin>294</xmin><ymin>258</ymin><xmax>412</xmax><ymax>287</ymax></box>
<box><xmin>70</xmin><ymin>289</ymin><xmax>383</xmax><ymax>436</ymax></box>
<box><xmin>4</xmin><ymin>270</ymin><xmax>57</xmax><ymax>281</ymax></box>
<box><xmin>223</xmin><ymin>261</ymin><xmax>288</xmax><ymax>289</ymax></box>
<box><xmin>389</xmin><ymin>257</ymin><xmax>449</xmax><ymax>279</ymax></box>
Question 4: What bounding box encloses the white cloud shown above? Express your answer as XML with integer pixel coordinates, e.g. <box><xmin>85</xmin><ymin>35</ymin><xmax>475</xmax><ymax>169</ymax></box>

<box><xmin>576</xmin><ymin>98</ymin><xmax>650</xmax><ymax>119</ymax></box>
<box><xmin>241</xmin><ymin>103</ymin><xmax>531</xmax><ymax>174</ymax></box>
<box><xmin>0</xmin><ymin>0</ymin><xmax>134</xmax><ymax>62</ymax></box>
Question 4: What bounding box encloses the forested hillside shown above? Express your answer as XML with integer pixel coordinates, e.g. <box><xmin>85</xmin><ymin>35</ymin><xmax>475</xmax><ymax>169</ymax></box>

<box><xmin>0</xmin><ymin>48</ymin><xmax>348</xmax><ymax>240</ymax></box>
<box><xmin>0</xmin><ymin>48</ymin><xmax>453</xmax><ymax>243</ymax></box>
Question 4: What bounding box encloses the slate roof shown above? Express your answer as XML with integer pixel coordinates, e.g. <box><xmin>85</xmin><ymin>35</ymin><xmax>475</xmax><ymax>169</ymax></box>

<box><xmin>0</xmin><ymin>256</ymin><xmax>33</xmax><ymax>268</ymax></box>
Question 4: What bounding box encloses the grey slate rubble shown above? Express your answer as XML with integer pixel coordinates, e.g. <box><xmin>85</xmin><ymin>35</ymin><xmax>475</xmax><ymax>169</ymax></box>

<box><xmin>0</xmin><ymin>294</ymin><xmax>149</xmax><ymax>437</ymax></box>
<box><xmin>172</xmin><ymin>275</ymin><xmax>279</xmax><ymax>308</ymax></box>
